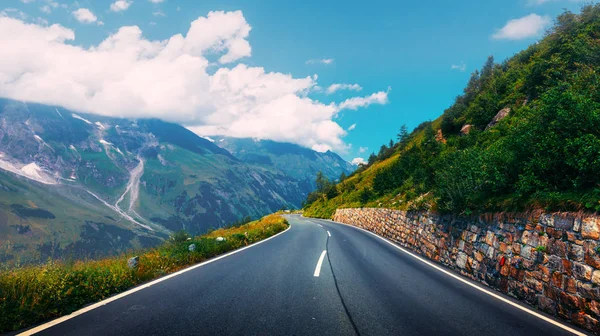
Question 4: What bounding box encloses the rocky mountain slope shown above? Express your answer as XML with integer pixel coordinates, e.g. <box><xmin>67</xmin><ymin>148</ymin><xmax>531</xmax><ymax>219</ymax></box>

<box><xmin>0</xmin><ymin>98</ymin><xmax>352</xmax><ymax>264</ymax></box>
<box><xmin>215</xmin><ymin>137</ymin><xmax>354</xmax><ymax>190</ymax></box>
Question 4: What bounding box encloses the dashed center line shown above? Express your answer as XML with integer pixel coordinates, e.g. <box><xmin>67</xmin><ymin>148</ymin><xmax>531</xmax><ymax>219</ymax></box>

<box><xmin>313</xmin><ymin>250</ymin><xmax>327</xmax><ymax>277</ymax></box>
<box><xmin>327</xmin><ymin>231</ymin><xmax>331</xmax><ymax>237</ymax></box>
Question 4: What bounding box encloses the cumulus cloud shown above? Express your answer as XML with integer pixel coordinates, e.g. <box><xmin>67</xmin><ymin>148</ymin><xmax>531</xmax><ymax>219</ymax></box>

<box><xmin>351</xmin><ymin>157</ymin><xmax>366</xmax><ymax>165</ymax></box>
<box><xmin>0</xmin><ymin>12</ymin><xmax>388</xmax><ymax>152</ymax></box>
<box><xmin>337</xmin><ymin>89</ymin><xmax>389</xmax><ymax>110</ymax></box>
<box><xmin>326</xmin><ymin>83</ymin><xmax>362</xmax><ymax>94</ymax></box>
<box><xmin>347</xmin><ymin>123</ymin><xmax>356</xmax><ymax>131</ymax></box>
<box><xmin>492</xmin><ymin>14</ymin><xmax>550</xmax><ymax>40</ymax></box>
<box><xmin>72</xmin><ymin>8</ymin><xmax>98</xmax><ymax>24</ymax></box>
<box><xmin>110</xmin><ymin>0</ymin><xmax>132</xmax><ymax>12</ymax></box>
<box><xmin>306</xmin><ymin>58</ymin><xmax>334</xmax><ymax>65</ymax></box>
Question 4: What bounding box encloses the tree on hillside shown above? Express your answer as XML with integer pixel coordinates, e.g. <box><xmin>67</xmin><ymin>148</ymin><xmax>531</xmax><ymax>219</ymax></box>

<box><xmin>315</xmin><ymin>171</ymin><xmax>329</xmax><ymax>192</ymax></box>
<box><xmin>397</xmin><ymin>124</ymin><xmax>408</xmax><ymax>145</ymax></box>
<box><xmin>368</xmin><ymin>152</ymin><xmax>377</xmax><ymax>165</ymax></box>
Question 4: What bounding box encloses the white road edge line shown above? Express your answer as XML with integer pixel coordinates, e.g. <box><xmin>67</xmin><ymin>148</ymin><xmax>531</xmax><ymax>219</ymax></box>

<box><xmin>314</xmin><ymin>250</ymin><xmax>327</xmax><ymax>277</ymax></box>
<box><xmin>327</xmin><ymin>231</ymin><xmax>331</xmax><ymax>237</ymax></box>
<box><xmin>317</xmin><ymin>218</ymin><xmax>587</xmax><ymax>336</ymax></box>
<box><xmin>19</xmin><ymin>224</ymin><xmax>292</xmax><ymax>336</ymax></box>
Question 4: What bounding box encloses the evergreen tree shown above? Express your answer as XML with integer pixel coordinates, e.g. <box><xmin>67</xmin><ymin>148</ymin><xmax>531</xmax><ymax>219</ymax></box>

<box><xmin>368</xmin><ymin>152</ymin><xmax>377</xmax><ymax>165</ymax></box>
<box><xmin>397</xmin><ymin>124</ymin><xmax>408</xmax><ymax>144</ymax></box>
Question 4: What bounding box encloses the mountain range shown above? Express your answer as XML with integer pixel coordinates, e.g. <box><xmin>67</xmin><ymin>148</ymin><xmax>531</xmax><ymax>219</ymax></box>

<box><xmin>0</xmin><ymin>98</ymin><xmax>353</xmax><ymax>264</ymax></box>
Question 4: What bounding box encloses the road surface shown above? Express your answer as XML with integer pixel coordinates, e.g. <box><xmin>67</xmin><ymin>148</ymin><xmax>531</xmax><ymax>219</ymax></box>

<box><xmin>22</xmin><ymin>215</ymin><xmax>587</xmax><ymax>336</ymax></box>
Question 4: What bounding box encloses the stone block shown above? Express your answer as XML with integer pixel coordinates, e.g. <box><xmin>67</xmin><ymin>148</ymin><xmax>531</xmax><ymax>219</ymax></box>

<box><xmin>548</xmin><ymin>239</ymin><xmax>567</xmax><ymax>258</ymax></box>
<box><xmin>593</xmin><ymin>270</ymin><xmax>600</xmax><ymax>285</ymax></box>
<box><xmin>537</xmin><ymin>295</ymin><xmax>557</xmax><ymax>315</ymax></box>
<box><xmin>565</xmin><ymin>277</ymin><xmax>577</xmax><ymax>294</ymax></box>
<box><xmin>559</xmin><ymin>292</ymin><xmax>585</xmax><ymax>310</ymax></box>
<box><xmin>456</xmin><ymin>252</ymin><xmax>468</xmax><ymax>269</ymax></box>
<box><xmin>569</xmin><ymin>244</ymin><xmax>584</xmax><ymax>262</ymax></box>
<box><xmin>573</xmin><ymin>261</ymin><xmax>592</xmax><ymax>281</ymax></box>
<box><xmin>582</xmin><ymin>217</ymin><xmax>600</xmax><ymax>240</ymax></box>
<box><xmin>551</xmin><ymin>272</ymin><xmax>565</xmax><ymax>289</ymax></box>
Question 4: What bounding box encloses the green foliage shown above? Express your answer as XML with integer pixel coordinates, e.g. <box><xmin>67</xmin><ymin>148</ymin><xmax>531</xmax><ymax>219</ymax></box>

<box><xmin>304</xmin><ymin>4</ymin><xmax>600</xmax><ymax>216</ymax></box>
<box><xmin>535</xmin><ymin>245</ymin><xmax>547</xmax><ymax>253</ymax></box>
<box><xmin>359</xmin><ymin>188</ymin><xmax>374</xmax><ymax>204</ymax></box>
<box><xmin>0</xmin><ymin>215</ymin><xmax>288</xmax><ymax>333</ymax></box>
<box><xmin>169</xmin><ymin>230</ymin><xmax>191</xmax><ymax>245</ymax></box>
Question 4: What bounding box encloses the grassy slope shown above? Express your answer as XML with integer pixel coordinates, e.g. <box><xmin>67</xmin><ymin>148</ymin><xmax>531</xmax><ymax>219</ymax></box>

<box><xmin>304</xmin><ymin>5</ymin><xmax>600</xmax><ymax>218</ymax></box>
<box><xmin>0</xmin><ymin>170</ymin><xmax>158</xmax><ymax>264</ymax></box>
<box><xmin>0</xmin><ymin>214</ymin><xmax>288</xmax><ymax>333</ymax></box>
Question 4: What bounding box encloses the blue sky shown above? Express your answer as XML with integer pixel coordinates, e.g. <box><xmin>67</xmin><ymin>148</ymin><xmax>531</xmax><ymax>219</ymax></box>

<box><xmin>0</xmin><ymin>0</ymin><xmax>593</xmax><ymax>163</ymax></box>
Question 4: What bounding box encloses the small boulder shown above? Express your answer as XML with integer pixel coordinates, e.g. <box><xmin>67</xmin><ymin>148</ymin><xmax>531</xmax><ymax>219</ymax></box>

<box><xmin>128</xmin><ymin>256</ymin><xmax>139</xmax><ymax>269</ymax></box>
<box><xmin>435</xmin><ymin>129</ymin><xmax>446</xmax><ymax>144</ymax></box>
<box><xmin>460</xmin><ymin>124</ymin><xmax>473</xmax><ymax>135</ymax></box>
<box><xmin>485</xmin><ymin>107</ymin><xmax>510</xmax><ymax>130</ymax></box>
<box><xmin>188</xmin><ymin>244</ymin><xmax>196</xmax><ymax>252</ymax></box>
<box><xmin>216</xmin><ymin>237</ymin><xmax>225</xmax><ymax>242</ymax></box>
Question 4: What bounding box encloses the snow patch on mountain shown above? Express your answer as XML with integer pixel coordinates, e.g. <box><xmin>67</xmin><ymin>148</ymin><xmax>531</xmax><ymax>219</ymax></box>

<box><xmin>0</xmin><ymin>157</ymin><xmax>57</xmax><ymax>184</ymax></box>
<box><xmin>72</xmin><ymin>113</ymin><xmax>92</xmax><ymax>124</ymax></box>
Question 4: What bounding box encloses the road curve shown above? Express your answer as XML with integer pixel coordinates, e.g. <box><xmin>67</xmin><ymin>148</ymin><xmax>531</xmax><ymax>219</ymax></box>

<box><xmin>22</xmin><ymin>215</ymin><xmax>587</xmax><ymax>336</ymax></box>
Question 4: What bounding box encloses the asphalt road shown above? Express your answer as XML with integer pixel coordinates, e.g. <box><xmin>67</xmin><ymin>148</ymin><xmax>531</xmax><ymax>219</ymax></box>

<box><xmin>23</xmin><ymin>215</ymin><xmax>587</xmax><ymax>336</ymax></box>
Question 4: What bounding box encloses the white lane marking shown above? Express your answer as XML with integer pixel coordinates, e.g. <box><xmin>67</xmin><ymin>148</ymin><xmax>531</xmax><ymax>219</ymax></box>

<box><xmin>327</xmin><ymin>231</ymin><xmax>331</xmax><ymax>237</ymax></box>
<box><xmin>317</xmin><ymin>224</ymin><xmax>323</xmax><ymax>228</ymax></box>
<box><xmin>19</xmin><ymin>225</ymin><xmax>292</xmax><ymax>336</ymax></box>
<box><xmin>314</xmin><ymin>250</ymin><xmax>327</xmax><ymax>277</ymax></box>
<box><xmin>317</xmin><ymin>218</ymin><xmax>587</xmax><ymax>336</ymax></box>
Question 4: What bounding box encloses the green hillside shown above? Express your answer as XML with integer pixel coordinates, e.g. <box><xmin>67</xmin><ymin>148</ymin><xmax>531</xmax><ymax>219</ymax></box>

<box><xmin>304</xmin><ymin>4</ymin><xmax>600</xmax><ymax>218</ymax></box>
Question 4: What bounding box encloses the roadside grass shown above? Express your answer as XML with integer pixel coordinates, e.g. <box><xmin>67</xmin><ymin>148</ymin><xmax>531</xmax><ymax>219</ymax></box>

<box><xmin>0</xmin><ymin>214</ymin><xmax>288</xmax><ymax>333</ymax></box>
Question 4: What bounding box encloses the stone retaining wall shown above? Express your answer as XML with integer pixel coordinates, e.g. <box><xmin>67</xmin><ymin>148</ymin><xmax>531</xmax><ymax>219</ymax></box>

<box><xmin>333</xmin><ymin>208</ymin><xmax>600</xmax><ymax>333</ymax></box>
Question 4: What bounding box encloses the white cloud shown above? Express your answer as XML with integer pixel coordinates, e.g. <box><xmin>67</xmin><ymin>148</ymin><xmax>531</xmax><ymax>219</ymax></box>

<box><xmin>72</xmin><ymin>8</ymin><xmax>97</xmax><ymax>24</ymax></box>
<box><xmin>492</xmin><ymin>14</ymin><xmax>551</xmax><ymax>40</ymax></box>
<box><xmin>306</xmin><ymin>58</ymin><xmax>334</xmax><ymax>65</ymax></box>
<box><xmin>110</xmin><ymin>0</ymin><xmax>132</xmax><ymax>12</ymax></box>
<box><xmin>312</xmin><ymin>144</ymin><xmax>332</xmax><ymax>152</ymax></box>
<box><xmin>40</xmin><ymin>5</ymin><xmax>51</xmax><ymax>14</ymax></box>
<box><xmin>450</xmin><ymin>63</ymin><xmax>466</xmax><ymax>72</ymax></box>
<box><xmin>347</xmin><ymin>123</ymin><xmax>356</xmax><ymax>131</ymax></box>
<box><xmin>0</xmin><ymin>12</ymin><xmax>388</xmax><ymax>152</ymax></box>
<box><xmin>153</xmin><ymin>11</ymin><xmax>165</xmax><ymax>17</ymax></box>
<box><xmin>337</xmin><ymin>89</ymin><xmax>389</xmax><ymax>110</ymax></box>
<box><xmin>358</xmin><ymin>146</ymin><xmax>368</xmax><ymax>153</ymax></box>
<box><xmin>326</xmin><ymin>83</ymin><xmax>362</xmax><ymax>94</ymax></box>
<box><xmin>351</xmin><ymin>157</ymin><xmax>366</xmax><ymax>165</ymax></box>
<box><xmin>0</xmin><ymin>8</ymin><xmax>28</xmax><ymax>20</ymax></box>
<box><xmin>149</xmin><ymin>0</ymin><xmax>164</xmax><ymax>2</ymax></box>
<box><xmin>20</xmin><ymin>0</ymin><xmax>35</xmax><ymax>3</ymax></box>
